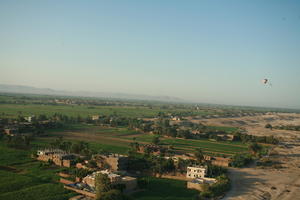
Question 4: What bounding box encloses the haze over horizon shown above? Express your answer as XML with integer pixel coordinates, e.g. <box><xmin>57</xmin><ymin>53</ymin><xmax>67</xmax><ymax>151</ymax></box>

<box><xmin>1</xmin><ymin>1</ymin><xmax>300</xmax><ymax>109</ymax></box>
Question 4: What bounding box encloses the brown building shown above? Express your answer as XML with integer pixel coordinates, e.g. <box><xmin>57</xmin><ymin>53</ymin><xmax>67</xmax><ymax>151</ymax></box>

<box><xmin>37</xmin><ymin>149</ymin><xmax>76</xmax><ymax>168</ymax></box>
<box><xmin>92</xmin><ymin>154</ymin><xmax>128</xmax><ymax>171</ymax></box>
<box><xmin>82</xmin><ymin>170</ymin><xmax>137</xmax><ymax>192</ymax></box>
<box><xmin>205</xmin><ymin>156</ymin><xmax>232</xmax><ymax>167</ymax></box>
<box><xmin>138</xmin><ymin>144</ymin><xmax>165</xmax><ymax>156</ymax></box>
<box><xmin>82</xmin><ymin>170</ymin><xmax>122</xmax><ymax>187</ymax></box>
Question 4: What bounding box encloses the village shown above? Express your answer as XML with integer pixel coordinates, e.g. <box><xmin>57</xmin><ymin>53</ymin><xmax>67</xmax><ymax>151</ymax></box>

<box><xmin>0</xmin><ymin>96</ymin><xmax>291</xmax><ymax>200</ymax></box>
<box><xmin>35</xmin><ymin>145</ymin><xmax>230</xmax><ymax>200</ymax></box>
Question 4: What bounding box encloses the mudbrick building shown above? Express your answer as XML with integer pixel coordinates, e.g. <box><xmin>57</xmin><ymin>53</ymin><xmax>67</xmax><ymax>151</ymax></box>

<box><xmin>205</xmin><ymin>156</ymin><xmax>232</xmax><ymax>167</ymax></box>
<box><xmin>92</xmin><ymin>154</ymin><xmax>129</xmax><ymax>171</ymax></box>
<box><xmin>37</xmin><ymin>149</ymin><xmax>77</xmax><ymax>168</ymax></box>
<box><xmin>82</xmin><ymin>170</ymin><xmax>137</xmax><ymax>192</ymax></box>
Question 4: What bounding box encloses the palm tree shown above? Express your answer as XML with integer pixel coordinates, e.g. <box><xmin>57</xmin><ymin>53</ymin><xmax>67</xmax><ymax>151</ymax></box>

<box><xmin>194</xmin><ymin>148</ymin><xmax>204</xmax><ymax>164</ymax></box>
<box><xmin>248</xmin><ymin>142</ymin><xmax>262</xmax><ymax>156</ymax></box>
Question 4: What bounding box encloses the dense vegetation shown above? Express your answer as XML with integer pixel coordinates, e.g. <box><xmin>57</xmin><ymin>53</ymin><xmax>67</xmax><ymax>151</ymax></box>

<box><xmin>265</xmin><ymin>123</ymin><xmax>300</xmax><ymax>131</ymax></box>
<box><xmin>0</xmin><ymin>142</ymin><xmax>75</xmax><ymax>200</ymax></box>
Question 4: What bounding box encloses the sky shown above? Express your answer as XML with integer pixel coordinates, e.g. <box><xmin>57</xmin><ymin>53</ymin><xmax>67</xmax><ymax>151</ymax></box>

<box><xmin>0</xmin><ymin>0</ymin><xmax>300</xmax><ymax>109</ymax></box>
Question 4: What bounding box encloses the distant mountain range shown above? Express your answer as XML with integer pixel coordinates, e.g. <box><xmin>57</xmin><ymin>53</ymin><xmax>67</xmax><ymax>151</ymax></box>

<box><xmin>0</xmin><ymin>84</ymin><xmax>183</xmax><ymax>102</ymax></box>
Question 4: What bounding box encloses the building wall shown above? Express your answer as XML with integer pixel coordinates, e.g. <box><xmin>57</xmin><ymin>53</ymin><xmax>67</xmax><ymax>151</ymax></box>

<box><xmin>37</xmin><ymin>154</ymin><xmax>72</xmax><ymax>168</ymax></box>
<box><xmin>60</xmin><ymin>178</ymin><xmax>75</xmax><ymax>185</ymax></box>
<box><xmin>83</xmin><ymin>176</ymin><xmax>96</xmax><ymax>187</ymax></box>
<box><xmin>119</xmin><ymin>177</ymin><xmax>137</xmax><ymax>192</ymax></box>
<box><xmin>211</xmin><ymin>157</ymin><xmax>231</xmax><ymax>167</ymax></box>
<box><xmin>63</xmin><ymin>160</ymin><xmax>71</xmax><ymax>168</ymax></box>
<box><xmin>104</xmin><ymin>156</ymin><xmax>128</xmax><ymax>171</ymax></box>
<box><xmin>64</xmin><ymin>186</ymin><xmax>96</xmax><ymax>198</ymax></box>
<box><xmin>186</xmin><ymin>167</ymin><xmax>206</xmax><ymax>179</ymax></box>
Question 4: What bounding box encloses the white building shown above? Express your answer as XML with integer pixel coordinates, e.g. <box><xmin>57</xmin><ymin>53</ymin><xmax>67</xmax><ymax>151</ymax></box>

<box><xmin>186</xmin><ymin>166</ymin><xmax>206</xmax><ymax>179</ymax></box>
<box><xmin>91</xmin><ymin>115</ymin><xmax>100</xmax><ymax>121</ymax></box>
<box><xmin>25</xmin><ymin>116</ymin><xmax>35</xmax><ymax>122</ymax></box>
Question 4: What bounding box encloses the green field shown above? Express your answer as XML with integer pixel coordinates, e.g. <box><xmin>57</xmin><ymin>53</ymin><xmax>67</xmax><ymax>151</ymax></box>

<box><xmin>0</xmin><ymin>103</ymin><xmax>159</xmax><ymax>118</ymax></box>
<box><xmin>132</xmin><ymin>177</ymin><xmax>198</xmax><ymax>200</ymax></box>
<box><xmin>39</xmin><ymin>124</ymin><xmax>248</xmax><ymax>156</ymax></box>
<box><xmin>0</xmin><ymin>102</ymin><xmax>216</xmax><ymax>119</ymax></box>
<box><xmin>206</xmin><ymin>125</ymin><xmax>239</xmax><ymax>133</ymax></box>
<box><xmin>0</xmin><ymin>143</ymin><xmax>75</xmax><ymax>200</ymax></box>
<box><xmin>134</xmin><ymin>134</ymin><xmax>247</xmax><ymax>155</ymax></box>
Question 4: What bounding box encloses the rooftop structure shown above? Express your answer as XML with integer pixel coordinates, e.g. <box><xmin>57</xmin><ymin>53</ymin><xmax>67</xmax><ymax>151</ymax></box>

<box><xmin>83</xmin><ymin>170</ymin><xmax>121</xmax><ymax>187</ymax></box>
<box><xmin>81</xmin><ymin>170</ymin><xmax>137</xmax><ymax>192</ymax></box>
<box><xmin>93</xmin><ymin>154</ymin><xmax>128</xmax><ymax>171</ymax></box>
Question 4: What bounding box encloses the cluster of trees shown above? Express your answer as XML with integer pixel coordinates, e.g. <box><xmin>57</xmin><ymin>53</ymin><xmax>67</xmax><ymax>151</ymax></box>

<box><xmin>1</xmin><ymin>115</ymin><xmax>63</xmax><ymax>136</ymax></box>
<box><xmin>127</xmin><ymin>146</ymin><xmax>228</xmax><ymax>179</ymax></box>
<box><xmin>230</xmin><ymin>142</ymin><xmax>266</xmax><ymax>168</ymax></box>
<box><xmin>49</xmin><ymin>137</ymin><xmax>95</xmax><ymax>158</ymax></box>
<box><xmin>93</xmin><ymin>116</ymin><xmax>131</xmax><ymax>127</ymax></box>
<box><xmin>191</xmin><ymin>148</ymin><xmax>231</xmax><ymax>199</ymax></box>
<box><xmin>230</xmin><ymin>153</ymin><xmax>252</xmax><ymax>168</ymax></box>
<box><xmin>232</xmin><ymin>131</ymin><xmax>279</xmax><ymax>144</ymax></box>
<box><xmin>248</xmin><ymin>142</ymin><xmax>264</xmax><ymax>156</ymax></box>
<box><xmin>199</xmin><ymin>175</ymin><xmax>231</xmax><ymax>199</ymax></box>
<box><xmin>266</xmin><ymin>124</ymin><xmax>300</xmax><ymax>132</ymax></box>
<box><xmin>0</xmin><ymin>134</ymin><xmax>32</xmax><ymax>149</ymax></box>
<box><xmin>206</xmin><ymin>164</ymin><xmax>227</xmax><ymax>178</ymax></box>
<box><xmin>126</xmin><ymin>153</ymin><xmax>176</xmax><ymax>175</ymax></box>
<box><xmin>95</xmin><ymin>173</ymin><xmax>130</xmax><ymax>200</ymax></box>
<box><xmin>61</xmin><ymin>168</ymin><xmax>91</xmax><ymax>179</ymax></box>
<box><xmin>129</xmin><ymin>117</ymin><xmax>232</xmax><ymax>140</ymax></box>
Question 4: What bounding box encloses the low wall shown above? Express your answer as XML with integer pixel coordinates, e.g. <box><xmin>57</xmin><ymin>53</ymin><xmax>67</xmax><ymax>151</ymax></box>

<box><xmin>59</xmin><ymin>172</ymin><xmax>71</xmax><ymax>178</ymax></box>
<box><xmin>64</xmin><ymin>185</ymin><xmax>96</xmax><ymax>198</ymax></box>
<box><xmin>60</xmin><ymin>178</ymin><xmax>75</xmax><ymax>185</ymax></box>
<box><xmin>187</xmin><ymin>181</ymin><xmax>203</xmax><ymax>191</ymax></box>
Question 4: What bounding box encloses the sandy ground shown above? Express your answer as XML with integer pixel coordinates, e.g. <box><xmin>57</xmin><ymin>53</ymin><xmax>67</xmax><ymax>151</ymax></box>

<box><xmin>192</xmin><ymin>113</ymin><xmax>300</xmax><ymax>139</ymax></box>
<box><xmin>223</xmin><ymin>142</ymin><xmax>300</xmax><ymax>200</ymax></box>
<box><xmin>188</xmin><ymin>113</ymin><xmax>300</xmax><ymax>200</ymax></box>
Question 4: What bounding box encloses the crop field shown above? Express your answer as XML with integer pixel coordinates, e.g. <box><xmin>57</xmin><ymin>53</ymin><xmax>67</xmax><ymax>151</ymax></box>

<box><xmin>0</xmin><ymin>103</ymin><xmax>216</xmax><ymax>119</ymax></box>
<box><xmin>0</xmin><ymin>143</ymin><xmax>75</xmax><ymax>200</ymax></box>
<box><xmin>132</xmin><ymin>177</ymin><xmax>198</xmax><ymax>200</ymax></box>
<box><xmin>41</xmin><ymin>125</ymin><xmax>248</xmax><ymax>156</ymax></box>
<box><xmin>206</xmin><ymin>125</ymin><xmax>239</xmax><ymax>133</ymax></box>
<box><xmin>0</xmin><ymin>103</ymin><xmax>159</xmax><ymax>118</ymax></box>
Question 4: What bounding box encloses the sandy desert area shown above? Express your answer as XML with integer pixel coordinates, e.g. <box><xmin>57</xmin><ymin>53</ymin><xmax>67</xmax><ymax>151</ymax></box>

<box><xmin>192</xmin><ymin>113</ymin><xmax>300</xmax><ymax>200</ymax></box>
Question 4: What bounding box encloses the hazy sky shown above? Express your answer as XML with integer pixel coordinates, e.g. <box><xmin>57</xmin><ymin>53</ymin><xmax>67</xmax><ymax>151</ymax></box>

<box><xmin>1</xmin><ymin>0</ymin><xmax>300</xmax><ymax>108</ymax></box>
